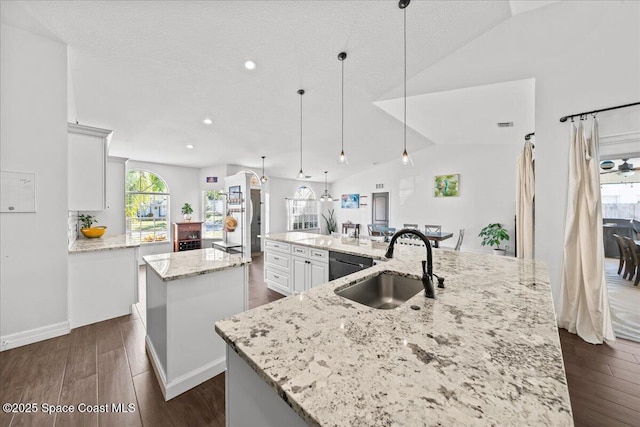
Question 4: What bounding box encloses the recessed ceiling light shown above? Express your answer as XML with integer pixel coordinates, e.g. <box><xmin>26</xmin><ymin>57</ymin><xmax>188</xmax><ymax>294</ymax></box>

<box><xmin>244</xmin><ymin>60</ymin><xmax>256</xmax><ymax>70</ymax></box>
<box><xmin>186</xmin><ymin>144</ymin><xmax>195</xmax><ymax>149</ymax></box>
<box><xmin>202</xmin><ymin>118</ymin><xmax>213</xmax><ymax>125</ymax></box>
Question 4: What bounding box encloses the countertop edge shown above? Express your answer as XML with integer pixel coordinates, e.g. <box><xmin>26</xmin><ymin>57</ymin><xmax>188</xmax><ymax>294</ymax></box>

<box><xmin>155</xmin><ymin>260</ymin><xmax>250</xmax><ymax>282</ymax></box>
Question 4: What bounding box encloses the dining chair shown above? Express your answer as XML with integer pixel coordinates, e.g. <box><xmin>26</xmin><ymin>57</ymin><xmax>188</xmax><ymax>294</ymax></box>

<box><xmin>403</xmin><ymin>224</ymin><xmax>418</xmax><ymax>230</ymax></box>
<box><xmin>622</xmin><ymin>236</ymin><xmax>639</xmax><ymax>286</ymax></box>
<box><xmin>424</xmin><ymin>225</ymin><xmax>442</xmax><ymax>234</ymax></box>
<box><xmin>454</xmin><ymin>229</ymin><xmax>465</xmax><ymax>251</ymax></box>
<box><xmin>613</xmin><ymin>234</ymin><xmax>629</xmax><ymax>276</ymax></box>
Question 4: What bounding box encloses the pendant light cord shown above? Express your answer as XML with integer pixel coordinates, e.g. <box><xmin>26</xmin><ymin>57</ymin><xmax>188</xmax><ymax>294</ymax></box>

<box><xmin>341</xmin><ymin>58</ymin><xmax>344</xmax><ymax>153</ymax></box>
<box><xmin>403</xmin><ymin>6</ymin><xmax>407</xmax><ymax>152</ymax></box>
<box><xmin>300</xmin><ymin>91</ymin><xmax>303</xmax><ymax>171</ymax></box>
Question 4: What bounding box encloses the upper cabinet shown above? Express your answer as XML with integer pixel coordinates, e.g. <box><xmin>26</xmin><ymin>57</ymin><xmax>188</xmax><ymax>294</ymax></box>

<box><xmin>68</xmin><ymin>123</ymin><xmax>112</xmax><ymax>211</ymax></box>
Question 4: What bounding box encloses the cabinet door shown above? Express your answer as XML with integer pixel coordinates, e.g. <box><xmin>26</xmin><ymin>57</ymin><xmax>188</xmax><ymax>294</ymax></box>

<box><xmin>309</xmin><ymin>260</ymin><xmax>329</xmax><ymax>290</ymax></box>
<box><xmin>291</xmin><ymin>256</ymin><xmax>308</xmax><ymax>294</ymax></box>
<box><xmin>68</xmin><ymin>128</ymin><xmax>108</xmax><ymax>211</ymax></box>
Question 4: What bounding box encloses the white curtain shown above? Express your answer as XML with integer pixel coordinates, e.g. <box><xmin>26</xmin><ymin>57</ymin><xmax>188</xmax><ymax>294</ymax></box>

<box><xmin>516</xmin><ymin>140</ymin><xmax>535</xmax><ymax>259</ymax></box>
<box><xmin>558</xmin><ymin>118</ymin><xmax>615</xmax><ymax>344</ymax></box>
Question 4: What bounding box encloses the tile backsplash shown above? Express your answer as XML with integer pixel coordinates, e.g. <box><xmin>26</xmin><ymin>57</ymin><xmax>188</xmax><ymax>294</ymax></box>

<box><xmin>68</xmin><ymin>211</ymin><xmax>78</xmax><ymax>248</ymax></box>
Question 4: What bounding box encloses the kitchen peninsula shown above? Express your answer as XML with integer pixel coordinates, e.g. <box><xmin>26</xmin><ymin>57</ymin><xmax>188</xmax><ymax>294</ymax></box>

<box><xmin>144</xmin><ymin>247</ymin><xmax>250</xmax><ymax>400</ymax></box>
<box><xmin>216</xmin><ymin>233</ymin><xmax>573</xmax><ymax>426</ymax></box>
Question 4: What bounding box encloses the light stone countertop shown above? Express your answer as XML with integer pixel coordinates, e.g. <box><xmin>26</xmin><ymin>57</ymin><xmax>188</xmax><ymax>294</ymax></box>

<box><xmin>144</xmin><ymin>248</ymin><xmax>250</xmax><ymax>282</ymax></box>
<box><xmin>216</xmin><ymin>233</ymin><xmax>573</xmax><ymax>426</ymax></box>
<box><xmin>69</xmin><ymin>233</ymin><xmax>139</xmax><ymax>253</ymax></box>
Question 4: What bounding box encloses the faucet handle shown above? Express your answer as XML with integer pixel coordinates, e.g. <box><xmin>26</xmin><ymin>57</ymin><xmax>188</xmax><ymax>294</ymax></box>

<box><xmin>421</xmin><ymin>260</ymin><xmax>427</xmax><ymax>275</ymax></box>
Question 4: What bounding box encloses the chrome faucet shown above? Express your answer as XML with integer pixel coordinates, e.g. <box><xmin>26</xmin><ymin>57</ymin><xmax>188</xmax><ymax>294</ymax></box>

<box><xmin>384</xmin><ymin>229</ymin><xmax>444</xmax><ymax>299</ymax></box>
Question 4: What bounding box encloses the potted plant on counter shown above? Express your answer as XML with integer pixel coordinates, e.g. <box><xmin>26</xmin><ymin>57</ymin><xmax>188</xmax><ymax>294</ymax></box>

<box><xmin>478</xmin><ymin>223</ymin><xmax>509</xmax><ymax>255</ymax></box>
<box><xmin>181</xmin><ymin>203</ymin><xmax>193</xmax><ymax>222</ymax></box>
<box><xmin>78</xmin><ymin>214</ymin><xmax>107</xmax><ymax>238</ymax></box>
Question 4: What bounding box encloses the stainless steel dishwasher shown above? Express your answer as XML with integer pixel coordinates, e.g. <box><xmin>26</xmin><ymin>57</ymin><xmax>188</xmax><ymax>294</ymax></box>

<box><xmin>329</xmin><ymin>251</ymin><xmax>374</xmax><ymax>280</ymax></box>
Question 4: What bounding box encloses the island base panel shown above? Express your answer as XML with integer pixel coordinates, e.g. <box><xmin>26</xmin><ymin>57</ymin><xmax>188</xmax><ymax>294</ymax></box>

<box><xmin>226</xmin><ymin>346</ymin><xmax>307</xmax><ymax>427</ymax></box>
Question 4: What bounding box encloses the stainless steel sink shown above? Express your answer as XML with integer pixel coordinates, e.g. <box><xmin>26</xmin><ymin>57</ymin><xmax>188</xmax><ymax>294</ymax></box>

<box><xmin>335</xmin><ymin>272</ymin><xmax>423</xmax><ymax>309</ymax></box>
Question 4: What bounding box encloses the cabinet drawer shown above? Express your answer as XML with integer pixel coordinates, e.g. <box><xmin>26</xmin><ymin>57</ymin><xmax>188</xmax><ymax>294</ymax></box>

<box><xmin>265</xmin><ymin>240</ymin><xmax>290</xmax><ymax>254</ymax></box>
<box><xmin>265</xmin><ymin>268</ymin><xmax>289</xmax><ymax>289</ymax></box>
<box><xmin>291</xmin><ymin>245</ymin><xmax>309</xmax><ymax>257</ymax></box>
<box><xmin>265</xmin><ymin>251</ymin><xmax>290</xmax><ymax>269</ymax></box>
<box><xmin>181</xmin><ymin>223</ymin><xmax>201</xmax><ymax>232</ymax></box>
<box><xmin>309</xmin><ymin>249</ymin><xmax>328</xmax><ymax>263</ymax></box>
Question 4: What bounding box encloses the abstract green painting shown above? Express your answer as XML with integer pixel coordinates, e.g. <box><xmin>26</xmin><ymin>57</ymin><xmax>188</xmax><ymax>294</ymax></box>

<box><xmin>434</xmin><ymin>174</ymin><xmax>459</xmax><ymax>197</ymax></box>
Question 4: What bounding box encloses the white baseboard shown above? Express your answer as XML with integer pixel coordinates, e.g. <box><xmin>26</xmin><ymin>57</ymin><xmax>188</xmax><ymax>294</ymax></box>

<box><xmin>0</xmin><ymin>321</ymin><xmax>70</xmax><ymax>352</ymax></box>
<box><xmin>146</xmin><ymin>336</ymin><xmax>225</xmax><ymax>401</ymax></box>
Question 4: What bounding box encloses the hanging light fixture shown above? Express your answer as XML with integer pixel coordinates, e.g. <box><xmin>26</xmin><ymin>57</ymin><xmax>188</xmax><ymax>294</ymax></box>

<box><xmin>260</xmin><ymin>155</ymin><xmax>268</xmax><ymax>184</ymax></box>
<box><xmin>337</xmin><ymin>52</ymin><xmax>349</xmax><ymax>165</ymax></box>
<box><xmin>297</xmin><ymin>89</ymin><xmax>305</xmax><ymax>179</ymax></box>
<box><xmin>319</xmin><ymin>171</ymin><xmax>333</xmax><ymax>202</ymax></box>
<box><xmin>399</xmin><ymin>0</ymin><xmax>413</xmax><ymax>167</ymax></box>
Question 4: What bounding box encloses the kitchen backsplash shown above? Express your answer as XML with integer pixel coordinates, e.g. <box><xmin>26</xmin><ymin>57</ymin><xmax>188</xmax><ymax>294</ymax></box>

<box><xmin>68</xmin><ymin>211</ymin><xmax>78</xmax><ymax>248</ymax></box>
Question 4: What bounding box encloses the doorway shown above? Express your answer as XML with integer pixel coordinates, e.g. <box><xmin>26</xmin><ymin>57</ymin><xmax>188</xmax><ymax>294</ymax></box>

<box><xmin>372</xmin><ymin>192</ymin><xmax>389</xmax><ymax>228</ymax></box>
<box><xmin>250</xmin><ymin>189</ymin><xmax>261</xmax><ymax>253</ymax></box>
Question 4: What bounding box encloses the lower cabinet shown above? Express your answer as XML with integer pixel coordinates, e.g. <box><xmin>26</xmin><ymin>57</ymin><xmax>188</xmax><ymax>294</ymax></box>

<box><xmin>264</xmin><ymin>240</ymin><xmax>328</xmax><ymax>296</ymax></box>
<box><xmin>292</xmin><ymin>256</ymin><xmax>328</xmax><ymax>294</ymax></box>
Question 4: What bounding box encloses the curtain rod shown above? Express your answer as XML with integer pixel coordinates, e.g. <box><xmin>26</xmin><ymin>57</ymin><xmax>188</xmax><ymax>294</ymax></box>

<box><xmin>525</xmin><ymin>132</ymin><xmax>535</xmax><ymax>141</ymax></box>
<box><xmin>559</xmin><ymin>101</ymin><xmax>640</xmax><ymax>123</ymax></box>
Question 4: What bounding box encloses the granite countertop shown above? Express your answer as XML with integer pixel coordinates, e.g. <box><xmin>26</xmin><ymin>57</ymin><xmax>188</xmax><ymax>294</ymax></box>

<box><xmin>144</xmin><ymin>248</ymin><xmax>250</xmax><ymax>282</ymax></box>
<box><xmin>69</xmin><ymin>233</ymin><xmax>139</xmax><ymax>253</ymax></box>
<box><xmin>216</xmin><ymin>234</ymin><xmax>573</xmax><ymax>426</ymax></box>
<box><xmin>262</xmin><ymin>232</ymin><xmax>392</xmax><ymax>260</ymax></box>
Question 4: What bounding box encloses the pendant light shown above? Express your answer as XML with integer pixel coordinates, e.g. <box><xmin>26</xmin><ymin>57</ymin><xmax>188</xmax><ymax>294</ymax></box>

<box><xmin>399</xmin><ymin>0</ymin><xmax>414</xmax><ymax>167</ymax></box>
<box><xmin>297</xmin><ymin>89</ymin><xmax>305</xmax><ymax>179</ymax></box>
<box><xmin>319</xmin><ymin>171</ymin><xmax>333</xmax><ymax>202</ymax></box>
<box><xmin>260</xmin><ymin>155</ymin><xmax>268</xmax><ymax>184</ymax></box>
<box><xmin>337</xmin><ymin>52</ymin><xmax>349</xmax><ymax>165</ymax></box>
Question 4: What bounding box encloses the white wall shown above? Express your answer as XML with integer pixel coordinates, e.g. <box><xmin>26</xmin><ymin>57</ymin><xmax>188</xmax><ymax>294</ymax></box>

<box><xmin>0</xmin><ymin>24</ymin><xmax>69</xmax><ymax>343</ymax></box>
<box><xmin>392</xmin><ymin>0</ymin><xmax>640</xmax><ymax>310</ymax></box>
<box><xmin>331</xmin><ymin>144</ymin><xmax>520</xmax><ymax>253</ymax></box>
<box><xmin>89</xmin><ymin>156</ymin><xmax>127</xmax><ymax>234</ymax></box>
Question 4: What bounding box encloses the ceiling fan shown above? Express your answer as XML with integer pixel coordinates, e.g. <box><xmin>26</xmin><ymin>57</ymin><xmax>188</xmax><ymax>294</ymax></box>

<box><xmin>600</xmin><ymin>159</ymin><xmax>639</xmax><ymax>176</ymax></box>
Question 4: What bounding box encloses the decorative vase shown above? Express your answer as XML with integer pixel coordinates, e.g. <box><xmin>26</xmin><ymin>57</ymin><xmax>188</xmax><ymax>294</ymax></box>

<box><xmin>493</xmin><ymin>248</ymin><xmax>506</xmax><ymax>256</ymax></box>
<box><xmin>183</xmin><ymin>214</ymin><xmax>192</xmax><ymax>222</ymax></box>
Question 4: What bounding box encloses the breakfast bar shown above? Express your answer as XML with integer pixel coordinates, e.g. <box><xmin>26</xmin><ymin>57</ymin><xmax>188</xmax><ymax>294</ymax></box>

<box><xmin>216</xmin><ymin>234</ymin><xmax>573</xmax><ymax>426</ymax></box>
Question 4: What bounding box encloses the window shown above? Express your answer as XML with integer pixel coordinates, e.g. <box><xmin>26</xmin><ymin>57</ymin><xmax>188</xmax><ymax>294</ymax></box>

<box><xmin>203</xmin><ymin>190</ymin><xmax>224</xmax><ymax>239</ymax></box>
<box><xmin>287</xmin><ymin>186</ymin><xmax>319</xmax><ymax>231</ymax></box>
<box><xmin>126</xmin><ymin>170</ymin><xmax>169</xmax><ymax>243</ymax></box>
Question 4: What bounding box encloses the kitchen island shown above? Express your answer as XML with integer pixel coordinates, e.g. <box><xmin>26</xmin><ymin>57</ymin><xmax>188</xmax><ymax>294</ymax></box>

<box><xmin>144</xmin><ymin>248</ymin><xmax>250</xmax><ymax>400</ymax></box>
<box><xmin>216</xmin><ymin>233</ymin><xmax>573</xmax><ymax>426</ymax></box>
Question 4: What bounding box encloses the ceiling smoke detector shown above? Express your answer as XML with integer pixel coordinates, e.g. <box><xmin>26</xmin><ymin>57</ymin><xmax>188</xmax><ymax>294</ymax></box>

<box><xmin>496</xmin><ymin>122</ymin><xmax>514</xmax><ymax>128</ymax></box>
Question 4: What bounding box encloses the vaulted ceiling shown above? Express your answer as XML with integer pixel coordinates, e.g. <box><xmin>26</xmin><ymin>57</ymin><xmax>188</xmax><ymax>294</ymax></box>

<box><xmin>1</xmin><ymin>1</ymin><xmax>553</xmax><ymax>181</ymax></box>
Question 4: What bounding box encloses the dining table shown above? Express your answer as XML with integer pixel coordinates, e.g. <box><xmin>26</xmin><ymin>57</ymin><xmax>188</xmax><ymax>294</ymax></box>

<box><xmin>425</xmin><ymin>231</ymin><xmax>454</xmax><ymax>248</ymax></box>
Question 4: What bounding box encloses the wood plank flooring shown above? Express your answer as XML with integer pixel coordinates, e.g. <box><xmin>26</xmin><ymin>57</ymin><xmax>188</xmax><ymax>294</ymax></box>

<box><xmin>1</xmin><ymin>254</ymin><xmax>639</xmax><ymax>426</ymax></box>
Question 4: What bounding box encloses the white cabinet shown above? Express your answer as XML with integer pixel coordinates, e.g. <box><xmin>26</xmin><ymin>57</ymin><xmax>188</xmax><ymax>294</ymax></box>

<box><xmin>68</xmin><ymin>123</ymin><xmax>112</xmax><ymax>211</ymax></box>
<box><xmin>264</xmin><ymin>240</ymin><xmax>292</xmax><ymax>296</ymax></box>
<box><xmin>291</xmin><ymin>245</ymin><xmax>328</xmax><ymax>294</ymax></box>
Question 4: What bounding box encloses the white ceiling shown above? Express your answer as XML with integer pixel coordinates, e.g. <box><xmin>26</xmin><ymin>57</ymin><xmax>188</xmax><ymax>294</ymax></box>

<box><xmin>508</xmin><ymin>0</ymin><xmax>558</xmax><ymax>17</ymax></box>
<box><xmin>374</xmin><ymin>78</ymin><xmax>535</xmax><ymax>145</ymax></box>
<box><xmin>1</xmin><ymin>0</ymin><xmax>522</xmax><ymax>182</ymax></box>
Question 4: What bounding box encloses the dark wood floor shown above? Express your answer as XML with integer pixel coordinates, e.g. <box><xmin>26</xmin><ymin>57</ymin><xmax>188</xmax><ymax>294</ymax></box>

<box><xmin>1</xmin><ymin>254</ymin><xmax>639</xmax><ymax>426</ymax></box>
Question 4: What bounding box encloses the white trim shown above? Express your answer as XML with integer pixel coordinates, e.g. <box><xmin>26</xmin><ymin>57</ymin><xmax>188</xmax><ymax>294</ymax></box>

<box><xmin>146</xmin><ymin>336</ymin><xmax>225</xmax><ymax>401</ymax></box>
<box><xmin>0</xmin><ymin>321</ymin><xmax>70</xmax><ymax>352</ymax></box>
<box><xmin>599</xmin><ymin>131</ymin><xmax>640</xmax><ymax>146</ymax></box>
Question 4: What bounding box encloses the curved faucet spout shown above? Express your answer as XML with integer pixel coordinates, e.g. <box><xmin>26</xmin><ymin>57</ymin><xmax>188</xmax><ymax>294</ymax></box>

<box><xmin>384</xmin><ymin>228</ymin><xmax>434</xmax><ymax>287</ymax></box>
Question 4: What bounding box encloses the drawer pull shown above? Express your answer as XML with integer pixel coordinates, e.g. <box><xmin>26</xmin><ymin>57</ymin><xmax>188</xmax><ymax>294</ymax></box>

<box><xmin>273</xmin><ymin>274</ymin><xmax>280</xmax><ymax>279</ymax></box>
<box><xmin>273</xmin><ymin>256</ymin><xmax>280</xmax><ymax>260</ymax></box>
<box><xmin>314</xmin><ymin>253</ymin><xmax>323</xmax><ymax>257</ymax></box>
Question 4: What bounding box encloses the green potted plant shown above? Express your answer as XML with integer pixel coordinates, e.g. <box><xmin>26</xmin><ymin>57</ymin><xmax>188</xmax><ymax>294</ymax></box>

<box><xmin>78</xmin><ymin>214</ymin><xmax>107</xmax><ymax>238</ymax></box>
<box><xmin>181</xmin><ymin>203</ymin><xmax>193</xmax><ymax>222</ymax></box>
<box><xmin>322</xmin><ymin>208</ymin><xmax>337</xmax><ymax>235</ymax></box>
<box><xmin>478</xmin><ymin>223</ymin><xmax>510</xmax><ymax>255</ymax></box>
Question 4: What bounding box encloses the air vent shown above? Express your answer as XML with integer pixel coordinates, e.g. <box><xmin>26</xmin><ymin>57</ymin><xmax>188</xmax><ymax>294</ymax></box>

<box><xmin>376</xmin><ymin>183</ymin><xmax>384</xmax><ymax>189</ymax></box>
<box><xmin>496</xmin><ymin>122</ymin><xmax>514</xmax><ymax>128</ymax></box>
